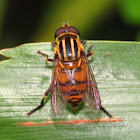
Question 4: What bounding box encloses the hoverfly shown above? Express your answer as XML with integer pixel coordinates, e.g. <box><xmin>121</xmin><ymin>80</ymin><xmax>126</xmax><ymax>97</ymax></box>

<box><xmin>27</xmin><ymin>22</ymin><xmax>112</xmax><ymax>118</ymax></box>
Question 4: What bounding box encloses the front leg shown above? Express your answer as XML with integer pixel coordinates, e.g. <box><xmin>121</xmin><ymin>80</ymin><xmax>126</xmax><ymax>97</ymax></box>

<box><xmin>51</xmin><ymin>42</ymin><xmax>57</xmax><ymax>47</ymax></box>
<box><xmin>80</xmin><ymin>40</ymin><xmax>87</xmax><ymax>45</ymax></box>
<box><xmin>86</xmin><ymin>44</ymin><xmax>94</xmax><ymax>57</ymax></box>
<box><xmin>37</xmin><ymin>50</ymin><xmax>53</xmax><ymax>62</ymax></box>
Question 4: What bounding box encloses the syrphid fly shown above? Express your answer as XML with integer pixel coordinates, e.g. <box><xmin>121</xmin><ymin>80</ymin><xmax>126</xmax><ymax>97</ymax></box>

<box><xmin>26</xmin><ymin>22</ymin><xmax>113</xmax><ymax>118</ymax></box>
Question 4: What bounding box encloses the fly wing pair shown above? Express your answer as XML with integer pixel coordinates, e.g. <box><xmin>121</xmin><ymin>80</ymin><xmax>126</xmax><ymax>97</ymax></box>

<box><xmin>51</xmin><ymin>55</ymin><xmax>101</xmax><ymax>116</ymax></box>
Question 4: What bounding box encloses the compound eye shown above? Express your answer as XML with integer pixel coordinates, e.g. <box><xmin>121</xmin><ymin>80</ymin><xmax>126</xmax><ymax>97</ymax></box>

<box><xmin>55</xmin><ymin>27</ymin><xmax>66</xmax><ymax>38</ymax></box>
<box><xmin>68</xmin><ymin>26</ymin><xmax>80</xmax><ymax>36</ymax></box>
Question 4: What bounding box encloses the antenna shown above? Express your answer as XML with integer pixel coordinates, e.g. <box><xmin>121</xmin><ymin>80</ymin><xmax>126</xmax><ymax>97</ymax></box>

<box><xmin>62</xmin><ymin>21</ymin><xmax>70</xmax><ymax>28</ymax></box>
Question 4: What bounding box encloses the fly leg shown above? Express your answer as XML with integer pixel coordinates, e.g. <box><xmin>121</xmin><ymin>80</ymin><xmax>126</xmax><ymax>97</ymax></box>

<box><xmin>26</xmin><ymin>84</ymin><xmax>53</xmax><ymax>117</ymax></box>
<box><xmin>37</xmin><ymin>50</ymin><xmax>53</xmax><ymax>62</ymax></box>
<box><xmin>86</xmin><ymin>44</ymin><xmax>94</xmax><ymax>57</ymax></box>
<box><xmin>51</xmin><ymin>42</ymin><xmax>57</xmax><ymax>47</ymax></box>
<box><xmin>100</xmin><ymin>105</ymin><xmax>113</xmax><ymax>118</ymax></box>
<box><xmin>80</xmin><ymin>40</ymin><xmax>87</xmax><ymax>45</ymax></box>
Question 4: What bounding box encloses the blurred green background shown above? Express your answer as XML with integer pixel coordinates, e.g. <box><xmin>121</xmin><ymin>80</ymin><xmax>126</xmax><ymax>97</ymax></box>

<box><xmin>0</xmin><ymin>0</ymin><xmax>140</xmax><ymax>60</ymax></box>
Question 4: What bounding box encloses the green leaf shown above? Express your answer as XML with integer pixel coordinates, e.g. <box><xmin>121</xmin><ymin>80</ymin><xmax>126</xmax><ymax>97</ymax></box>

<box><xmin>0</xmin><ymin>41</ymin><xmax>140</xmax><ymax>139</ymax></box>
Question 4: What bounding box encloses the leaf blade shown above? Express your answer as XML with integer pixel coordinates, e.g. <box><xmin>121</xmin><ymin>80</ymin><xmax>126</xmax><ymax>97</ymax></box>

<box><xmin>0</xmin><ymin>41</ymin><xmax>140</xmax><ymax>139</ymax></box>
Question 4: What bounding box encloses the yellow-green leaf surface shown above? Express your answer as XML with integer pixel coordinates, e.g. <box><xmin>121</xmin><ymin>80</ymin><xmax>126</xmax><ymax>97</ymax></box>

<box><xmin>0</xmin><ymin>41</ymin><xmax>140</xmax><ymax>140</ymax></box>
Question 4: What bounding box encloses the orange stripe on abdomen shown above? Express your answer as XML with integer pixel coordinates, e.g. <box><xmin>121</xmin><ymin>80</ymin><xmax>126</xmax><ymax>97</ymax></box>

<box><xmin>73</xmin><ymin>65</ymin><xmax>87</xmax><ymax>81</ymax></box>
<box><xmin>56</xmin><ymin>66</ymin><xmax>70</xmax><ymax>83</ymax></box>
<box><xmin>60</xmin><ymin>83</ymin><xmax>86</xmax><ymax>93</ymax></box>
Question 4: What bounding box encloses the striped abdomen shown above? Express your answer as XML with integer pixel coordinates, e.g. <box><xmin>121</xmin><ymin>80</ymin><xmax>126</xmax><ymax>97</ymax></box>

<box><xmin>57</xmin><ymin>37</ymin><xmax>81</xmax><ymax>61</ymax></box>
<box><xmin>56</xmin><ymin>60</ymin><xmax>87</xmax><ymax>108</ymax></box>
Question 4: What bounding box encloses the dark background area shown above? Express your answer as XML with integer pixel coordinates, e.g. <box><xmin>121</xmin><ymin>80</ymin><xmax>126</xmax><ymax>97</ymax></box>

<box><xmin>0</xmin><ymin>0</ymin><xmax>140</xmax><ymax>60</ymax></box>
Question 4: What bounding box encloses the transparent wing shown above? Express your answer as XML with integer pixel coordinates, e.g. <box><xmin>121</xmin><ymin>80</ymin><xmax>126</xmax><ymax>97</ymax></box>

<box><xmin>86</xmin><ymin>61</ymin><xmax>101</xmax><ymax>112</ymax></box>
<box><xmin>75</xmin><ymin>56</ymin><xmax>101</xmax><ymax>113</ymax></box>
<box><xmin>51</xmin><ymin>58</ymin><xmax>67</xmax><ymax>116</ymax></box>
<box><xmin>51</xmin><ymin>84</ymin><xmax>67</xmax><ymax>116</ymax></box>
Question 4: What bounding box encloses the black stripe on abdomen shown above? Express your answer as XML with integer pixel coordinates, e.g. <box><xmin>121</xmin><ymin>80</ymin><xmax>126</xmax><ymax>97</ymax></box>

<box><xmin>62</xmin><ymin>89</ymin><xmax>85</xmax><ymax>96</ymax></box>
<box><xmin>68</xmin><ymin>97</ymin><xmax>82</xmax><ymax>108</ymax></box>
<box><xmin>59</xmin><ymin>80</ymin><xmax>86</xmax><ymax>86</ymax></box>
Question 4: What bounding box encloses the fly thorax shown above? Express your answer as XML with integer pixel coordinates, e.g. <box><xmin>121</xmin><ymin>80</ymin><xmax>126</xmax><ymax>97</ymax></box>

<box><xmin>57</xmin><ymin>37</ymin><xmax>81</xmax><ymax>61</ymax></box>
